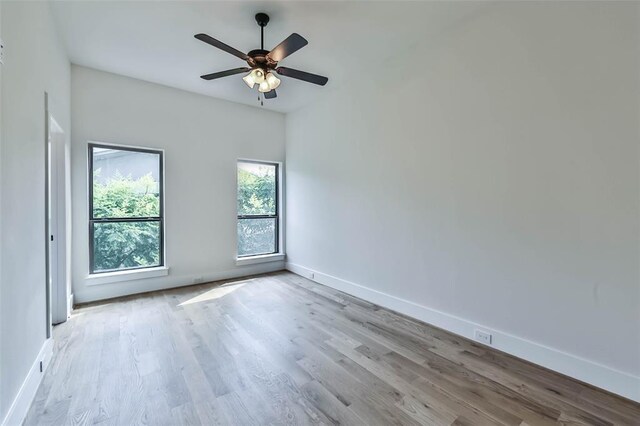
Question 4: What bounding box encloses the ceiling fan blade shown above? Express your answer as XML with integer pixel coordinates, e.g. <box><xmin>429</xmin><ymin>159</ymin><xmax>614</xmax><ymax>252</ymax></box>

<box><xmin>275</xmin><ymin>67</ymin><xmax>328</xmax><ymax>86</ymax></box>
<box><xmin>194</xmin><ymin>33</ymin><xmax>248</xmax><ymax>60</ymax></box>
<box><xmin>267</xmin><ymin>33</ymin><xmax>308</xmax><ymax>62</ymax></box>
<box><xmin>264</xmin><ymin>90</ymin><xmax>277</xmax><ymax>99</ymax></box>
<box><xmin>200</xmin><ymin>67</ymin><xmax>250</xmax><ymax>80</ymax></box>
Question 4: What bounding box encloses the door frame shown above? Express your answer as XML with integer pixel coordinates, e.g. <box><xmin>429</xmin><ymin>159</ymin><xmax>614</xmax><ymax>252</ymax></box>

<box><xmin>45</xmin><ymin>92</ymin><xmax>71</xmax><ymax>333</ymax></box>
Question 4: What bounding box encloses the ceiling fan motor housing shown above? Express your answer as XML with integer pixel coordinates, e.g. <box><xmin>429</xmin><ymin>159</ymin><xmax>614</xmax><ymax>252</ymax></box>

<box><xmin>247</xmin><ymin>49</ymin><xmax>277</xmax><ymax>69</ymax></box>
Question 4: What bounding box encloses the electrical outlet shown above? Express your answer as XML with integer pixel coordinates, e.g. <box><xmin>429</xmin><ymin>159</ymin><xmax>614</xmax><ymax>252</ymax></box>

<box><xmin>0</xmin><ymin>38</ymin><xmax>4</xmax><ymax>65</ymax></box>
<box><xmin>474</xmin><ymin>329</ymin><xmax>492</xmax><ymax>345</ymax></box>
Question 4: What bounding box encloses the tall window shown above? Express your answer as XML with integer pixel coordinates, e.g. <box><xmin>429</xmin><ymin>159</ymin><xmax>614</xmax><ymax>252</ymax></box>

<box><xmin>89</xmin><ymin>144</ymin><xmax>164</xmax><ymax>274</ymax></box>
<box><xmin>237</xmin><ymin>160</ymin><xmax>279</xmax><ymax>257</ymax></box>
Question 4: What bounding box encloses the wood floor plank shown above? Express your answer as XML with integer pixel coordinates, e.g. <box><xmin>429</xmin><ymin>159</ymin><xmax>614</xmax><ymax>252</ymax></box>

<box><xmin>295</xmin><ymin>341</ymin><xmax>422</xmax><ymax>425</ymax></box>
<box><xmin>24</xmin><ymin>271</ymin><xmax>640</xmax><ymax>425</ymax></box>
<box><xmin>395</xmin><ymin>392</ymin><xmax>459</xmax><ymax>425</ymax></box>
<box><xmin>383</xmin><ymin>351</ymin><xmax>558</xmax><ymax>426</ymax></box>
<box><xmin>300</xmin><ymin>380</ymin><xmax>367</xmax><ymax>425</ymax></box>
<box><xmin>326</xmin><ymin>337</ymin><xmax>504</xmax><ymax>425</ymax></box>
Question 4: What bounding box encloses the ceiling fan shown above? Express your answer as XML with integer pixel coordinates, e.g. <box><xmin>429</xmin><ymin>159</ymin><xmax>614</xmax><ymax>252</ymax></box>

<box><xmin>195</xmin><ymin>13</ymin><xmax>328</xmax><ymax>101</ymax></box>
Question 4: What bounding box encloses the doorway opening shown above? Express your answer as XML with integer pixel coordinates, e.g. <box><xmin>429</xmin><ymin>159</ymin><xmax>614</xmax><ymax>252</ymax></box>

<box><xmin>45</xmin><ymin>93</ymin><xmax>71</xmax><ymax>338</ymax></box>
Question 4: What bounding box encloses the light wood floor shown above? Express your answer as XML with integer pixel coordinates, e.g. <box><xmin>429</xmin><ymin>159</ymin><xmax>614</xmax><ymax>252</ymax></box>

<box><xmin>25</xmin><ymin>272</ymin><xmax>640</xmax><ymax>425</ymax></box>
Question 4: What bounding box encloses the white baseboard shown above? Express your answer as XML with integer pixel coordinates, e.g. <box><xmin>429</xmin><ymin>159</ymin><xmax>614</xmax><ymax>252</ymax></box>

<box><xmin>1</xmin><ymin>338</ymin><xmax>54</xmax><ymax>426</ymax></box>
<box><xmin>74</xmin><ymin>261</ymin><xmax>285</xmax><ymax>304</ymax></box>
<box><xmin>286</xmin><ymin>262</ymin><xmax>640</xmax><ymax>403</ymax></box>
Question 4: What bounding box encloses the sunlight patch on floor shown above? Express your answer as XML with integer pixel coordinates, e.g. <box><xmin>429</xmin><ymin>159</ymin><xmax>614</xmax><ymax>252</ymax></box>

<box><xmin>179</xmin><ymin>279</ymin><xmax>254</xmax><ymax>306</ymax></box>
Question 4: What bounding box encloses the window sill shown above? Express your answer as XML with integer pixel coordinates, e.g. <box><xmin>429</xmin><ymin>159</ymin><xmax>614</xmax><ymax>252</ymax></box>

<box><xmin>86</xmin><ymin>266</ymin><xmax>169</xmax><ymax>286</ymax></box>
<box><xmin>236</xmin><ymin>253</ymin><xmax>285</xmax><ymax>266</ymax></box>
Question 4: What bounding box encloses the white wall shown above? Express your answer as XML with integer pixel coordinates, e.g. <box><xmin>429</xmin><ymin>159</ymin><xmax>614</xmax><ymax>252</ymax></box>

<box><xmin>0</xmin><ymin>1</ymin><xmax>70</xmax><ymax>423</ymax></box>
<box><xmin>286</xmin><ymin>2</ymin><xmax>640</xmax><ymax>400</ymax></box>
<box><xmin>71</xmin><ymin>66</ymin><xmax>285</xmax><ymax>303</ymax></box>
<box><xmin>0</xmin><ymin>1</ymin><xmax>4</xmax><ymax>417</ymax></box>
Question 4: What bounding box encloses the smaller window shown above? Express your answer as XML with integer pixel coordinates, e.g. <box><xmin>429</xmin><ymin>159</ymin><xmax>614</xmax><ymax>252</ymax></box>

<box><xmin>89</xmin><ymin>144</ymin><xmax>164</xmax><ymax>274</ymax></box>
<box><xmin>237</xmin><ymin>160</ymin><xmax>279</xmax><ymax>257</ymax></box>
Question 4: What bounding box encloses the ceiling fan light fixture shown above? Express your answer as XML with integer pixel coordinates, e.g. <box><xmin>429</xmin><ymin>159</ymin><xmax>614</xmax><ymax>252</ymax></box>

<box><xmin>242</xmin><ymin>68</ymin><xmax>266</xmax><ymax>88</ymax></box>
<box><xmin>265</xmin><ymin>72</ymin><xmax>281</xmax><ymax>90</ymax></box>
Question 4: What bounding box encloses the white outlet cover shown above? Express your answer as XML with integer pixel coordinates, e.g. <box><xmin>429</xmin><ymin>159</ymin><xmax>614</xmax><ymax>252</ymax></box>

<box><xmin>0</xmin><ymin>38</ymin><xmax>4</xmax><ymax>64</ymax></box>
<box><xmin>474</xmin><ymin>329</ymin><xmax>493</xmax><ymax>345</ymax></box>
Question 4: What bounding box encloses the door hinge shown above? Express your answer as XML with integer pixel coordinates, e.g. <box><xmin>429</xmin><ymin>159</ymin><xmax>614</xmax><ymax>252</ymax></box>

<box><xmin>39</xmin><ymin>361</ymin><xmax>43</xmax><ymax>372</ymax></box>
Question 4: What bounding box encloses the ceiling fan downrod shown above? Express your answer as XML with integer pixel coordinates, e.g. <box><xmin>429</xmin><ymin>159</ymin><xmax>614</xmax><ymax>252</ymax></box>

<box><xmin>255</xmin><ymin>13</ymin><xmax>269</xmax><ymax>50</ymax></box>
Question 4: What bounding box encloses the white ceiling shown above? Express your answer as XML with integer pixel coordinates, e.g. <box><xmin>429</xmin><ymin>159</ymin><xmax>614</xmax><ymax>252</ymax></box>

<box><xmin>51</xmin><ymin>1</ymin><xmax>485</xmax><ymax>113</ymax></box>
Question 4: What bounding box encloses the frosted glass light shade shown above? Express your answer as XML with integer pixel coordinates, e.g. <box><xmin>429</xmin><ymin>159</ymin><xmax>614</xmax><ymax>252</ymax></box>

<box><xmin>265</xmin><ymin>72</ymin><xmax>281</xmax><ymax>90</ymax></box>
<box><xmin>258</xmin><ymin>81</ymin><xmax>271</xmax><ymax>93</ymax></box>
<box><xmin>242</xmin><ymin>74</ymin><xmax>255</xmax><ymax>88</ymax></box>
<box><xmin>243</xmin><ymin>68</ymin><xmax>266</xmax><ymax>88</ymax></box>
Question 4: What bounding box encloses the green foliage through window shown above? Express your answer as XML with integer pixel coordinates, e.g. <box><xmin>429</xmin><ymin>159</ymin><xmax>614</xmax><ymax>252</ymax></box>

<box><xmin>93</xmin><ymin>220</ymin><xmax>160</xmax><ymax>271</ymax></box>
<box><xmin>90</xmin><ymin>146</ymin><xmax>163</xmax><ymax>273</ymax></box>
<box><xmin>93</xmin><ymin>170</ymin><xmax>159</xmax><ymax>218</ymax></box>
<box><xmin>237</xmin><ymin>167</ymin><xmax>276</xmax><ymax>215</ymax></box>
<box><xmin>237</xmin><ymin>161</ymin><xmax>278</xmax><ymax>257</ymax></box>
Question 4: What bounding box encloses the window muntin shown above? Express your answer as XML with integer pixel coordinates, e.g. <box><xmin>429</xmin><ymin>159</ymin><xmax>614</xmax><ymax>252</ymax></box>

<box><xmin>237</xmin><ymin>161</ymin><xmax>278</xmax><ymax>257</ymax></box>
<box><xmin>89</xmin><ymin>144</ymin><xmax>164</xmax><ymax>274</ymax></box>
